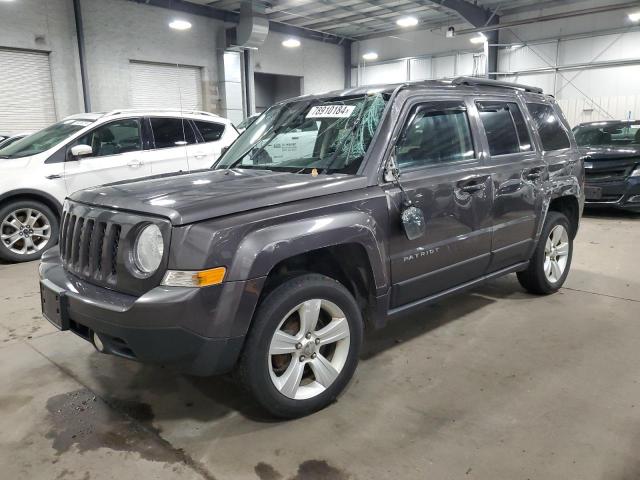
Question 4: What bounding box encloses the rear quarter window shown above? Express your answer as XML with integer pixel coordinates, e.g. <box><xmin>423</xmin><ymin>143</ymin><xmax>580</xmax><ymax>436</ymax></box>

<box><xmin>527</xmin><ymin>103</ymin><xmax>571</xmax><ymax>151</ymax></box>
<box><xmin>194</xmin><ymin>121</ymin><xmax>226</xmax><ymax>142</ymax></box>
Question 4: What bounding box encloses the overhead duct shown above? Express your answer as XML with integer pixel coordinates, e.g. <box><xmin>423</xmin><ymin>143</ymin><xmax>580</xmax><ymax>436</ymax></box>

<box><xmin>227</xmin><ymin>1</ymin><xmax>269</xmax><ymax>50</ymax></box>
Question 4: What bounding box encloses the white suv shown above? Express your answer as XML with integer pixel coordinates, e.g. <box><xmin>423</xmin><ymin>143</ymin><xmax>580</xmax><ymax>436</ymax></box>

<box><xmin>0</xmin><ymin>109</ymin><xmax>238</xmax><ymax>262</ymax></box>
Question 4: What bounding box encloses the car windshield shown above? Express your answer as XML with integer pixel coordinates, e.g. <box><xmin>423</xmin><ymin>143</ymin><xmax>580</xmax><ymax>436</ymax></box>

<box><xmin>573</xmin><ymin>122</ymin><xmax>640</xmax><ymax>147</ymax></box>
<box><xmin>0</xmin><ymin>118</ymin><xmax>94</xmax><ymax>159</ymax></box>
<box><xmin>214</xmin><ymin>93</ymin><xmax>389</xmax><ymax>175</ymax></box>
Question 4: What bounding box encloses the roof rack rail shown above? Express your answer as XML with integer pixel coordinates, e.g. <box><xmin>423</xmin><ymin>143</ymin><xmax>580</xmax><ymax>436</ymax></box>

<box><xmin>104</xmin><ymin>109</ymin><xmax>221</xmax><ymax>117</ymax></box>
<box><xmin>452</xmin><ymin>76</ymin><xmax>543</xmax><ymax>94</ymax></box>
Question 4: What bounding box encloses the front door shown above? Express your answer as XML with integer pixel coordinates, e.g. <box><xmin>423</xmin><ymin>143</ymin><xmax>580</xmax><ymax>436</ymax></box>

<box><xmin>473</xmin><ymin>98</ymin><xmax>546</xmax><ymax>271</ymax></box>
<box><xmin>386</xmin><ymin>99</ymin><xmax>493</xmax><ymax>308</ymax></box>
<box><xmin>64</xmin><ymin>118</ymin><xmax>152</xmax><ymax>196</ymax></box>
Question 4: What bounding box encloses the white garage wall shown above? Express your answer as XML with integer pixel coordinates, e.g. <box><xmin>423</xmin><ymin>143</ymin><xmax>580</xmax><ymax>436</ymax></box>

<box><xmin>254</xmin><ymin>30</ymin><xmax>345</xmax><ymax>96</ymax></box>
<box><xmin>0</xmin><ymin>0</ymin><xmax>83</xmax><ymax>120</ymax></box>
<box><xmin>80</xmin><ymin>0</ymin><xmax>223</xmax><ymax>114</ymax></box>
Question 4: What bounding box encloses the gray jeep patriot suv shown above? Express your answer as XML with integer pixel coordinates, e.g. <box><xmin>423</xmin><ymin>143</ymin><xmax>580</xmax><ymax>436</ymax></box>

<box><xmin>40</xmin><ymin>77</ymin><xmax>584</xmax><ymax>418</ymax></box>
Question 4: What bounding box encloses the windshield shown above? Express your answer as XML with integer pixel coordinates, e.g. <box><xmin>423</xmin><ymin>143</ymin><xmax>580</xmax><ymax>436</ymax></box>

<box><xmin>0</xmin><ymin>118</ymin><xmax>94</xmax><ymax>159</ymax></box>
<box><xmin>214</xmin><ymin>93</ymin><xmax>389</xmax><ymax>175</ymax></box>
<box><xmin>573</xmin><ymin>122</ymin><xmax>640</xmax><ymax>147</ymax></box>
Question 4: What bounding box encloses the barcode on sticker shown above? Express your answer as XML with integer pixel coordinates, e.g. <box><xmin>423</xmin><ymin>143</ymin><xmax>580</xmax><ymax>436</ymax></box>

<box><xmin>307</xmin><ymin>105</ymin><xmax>356</xmax><ymax>118</ymax></box>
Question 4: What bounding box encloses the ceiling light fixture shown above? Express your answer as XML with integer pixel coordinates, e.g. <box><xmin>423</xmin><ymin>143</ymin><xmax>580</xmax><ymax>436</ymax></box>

<box><xmin>169</xmin><ymin>19</ymin><xmax>192</xmax><ymax>31</ymax></box>
<box><xmin>282</xmin><ymin>38</ymin><xmax>301</xmax><ymax>48</ymax></box>
<box><xmin>629</xmin><ymin>11</ymin><xmax>640</xmax><ymax>22</ymax></box>
<box><xmin>396</xmin><ymin>16</ymin><xmax>419</xmax><ymax>28</ymax></box>
<box><xmin>362</xmin><ymin>52</ymin><xmax>379</xmax><ymax>61</ymax></box>
<box><xmin>470</xmin><ymin>33</ymin><xmax>487</xmax><ymax>44</ymax></box>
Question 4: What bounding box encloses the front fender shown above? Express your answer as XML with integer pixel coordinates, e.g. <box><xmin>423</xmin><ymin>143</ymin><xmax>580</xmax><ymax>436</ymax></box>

<box><xmin>227</xmin><ymin>211</ymin><xmax>389</xmax><ymax>294</ymax></box>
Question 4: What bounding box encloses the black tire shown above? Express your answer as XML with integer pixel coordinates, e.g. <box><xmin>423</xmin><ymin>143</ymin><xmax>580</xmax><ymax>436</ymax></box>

<box><xmin>238</xmin><ymin>273</ymin><xmax>363</xmax><ymax>419</ymax></box>
<box><xmin>0</xmin><ymin>200</ymin><xmax>59</xmax><ymax>263</ymax></box>
<box><xmin>517</xmin><ymin>211</ymin><xmax>573</xmax><ymax>295</ymax></box>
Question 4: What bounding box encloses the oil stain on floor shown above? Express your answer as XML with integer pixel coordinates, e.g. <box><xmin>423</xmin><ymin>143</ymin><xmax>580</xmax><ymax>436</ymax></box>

<box><xmin>45</xmin><ymin>388</ymin><xmax>217</xmax><ymax>480</ymax></box>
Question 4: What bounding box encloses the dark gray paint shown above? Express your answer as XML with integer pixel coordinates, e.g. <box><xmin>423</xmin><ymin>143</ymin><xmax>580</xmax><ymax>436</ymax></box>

<box><xmin>45</xmin><ymin>78</ymin><xmax>584</xmax><ymax>374</ymax></box>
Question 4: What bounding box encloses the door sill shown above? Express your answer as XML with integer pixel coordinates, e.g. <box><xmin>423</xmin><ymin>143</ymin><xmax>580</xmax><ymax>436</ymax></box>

<box><xmin>387</xmin><ymin>261</ymin><xmax>529</xmax><ymax>319</ymax></box>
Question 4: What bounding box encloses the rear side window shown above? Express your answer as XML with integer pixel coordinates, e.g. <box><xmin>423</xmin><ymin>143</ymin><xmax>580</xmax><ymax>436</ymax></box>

<box><xmin>395</xmin><ymin>101</ymin><xmax>475</xmax><ymax>169</ymax></box>
<box><xmin>527</xmin><ymin>103</ymin><xmax>571</xmax><ymax>151</ymax></box>
<box><xmin>150</xmin><ymin>117</ymin><xmax>197</xmax><ymax>149</ymax></box>
<box><xmin>194</xmin><ymin>121</ymin><xmax>226</xmax><ymax>142</ymax></box>
<box><xmin>476</xmin><ymin>101</ymin><xmax>532</xmax><ymax>156</ymax></box>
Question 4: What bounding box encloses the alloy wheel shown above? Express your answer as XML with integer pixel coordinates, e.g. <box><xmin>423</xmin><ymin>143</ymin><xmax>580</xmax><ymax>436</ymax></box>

<box><xmin>544</xmin><ymin>224</ymin><xmax>570</xmax><ymax>284</ymax></box>
<box><xmin>1</xmin><ymin>208</ymin><xmax>52</xmax><ymax>255</ymax></box>
<box><xmin>268</xmin><ymin>299</ymin><xmax>351</xmax><ymax>400</ymax></box>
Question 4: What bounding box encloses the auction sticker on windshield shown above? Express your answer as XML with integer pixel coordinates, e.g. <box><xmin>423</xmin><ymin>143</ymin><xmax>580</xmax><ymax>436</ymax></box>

<box><xmin>307</xmin><ymin>105</ymin><xmax>356</xmax><ymax>119</ymax></box>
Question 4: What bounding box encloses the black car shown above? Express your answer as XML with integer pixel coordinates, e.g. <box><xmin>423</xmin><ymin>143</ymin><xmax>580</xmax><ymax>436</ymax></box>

<box><xmin>573</xmin><ymin>121</ymin><xmax>640</xmax><ymax>210</ymax></box>
<box><xmin>40</xmin><ymin>77</ymin><xmax>584</xmax><ymax>418</ymax></box>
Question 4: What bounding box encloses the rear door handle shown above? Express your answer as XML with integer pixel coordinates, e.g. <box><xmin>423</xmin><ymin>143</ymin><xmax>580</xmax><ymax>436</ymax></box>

<box><xmin>194</xmin><ymin>152</ymin><xmax>207</xmax><ymax>159</ymax></box>
<box><xmin>127</xmin><ymin>160</ymin><xmax>143</xmax><ymax>168</ymax></box>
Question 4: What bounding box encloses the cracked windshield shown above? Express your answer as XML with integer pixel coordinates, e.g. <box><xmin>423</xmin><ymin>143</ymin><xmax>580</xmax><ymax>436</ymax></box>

<box><xmin>215</xmin><ymin>93</ymin><xmax>388</xmax><ymax>175</ymax></box>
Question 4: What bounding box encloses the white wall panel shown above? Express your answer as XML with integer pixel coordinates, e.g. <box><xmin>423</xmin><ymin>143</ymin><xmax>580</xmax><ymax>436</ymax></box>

<box><xmin>409</xmin><ymin>58</ymin><xmax>432</xmax><ymax>81</ymax></box>
<box><xmin>360</xmin><ymin>60</ymin><xmax>407</xmax><ymax>86</ymax></box>
<box><xmin>457</xmin><ymin>53</ymin><xmax>477</xmax><ymax>76</ymax></box>
<box><xmin>432</xmin><ymin>56</ymin><xmax>455</xmax><ymax>79</ymax></box>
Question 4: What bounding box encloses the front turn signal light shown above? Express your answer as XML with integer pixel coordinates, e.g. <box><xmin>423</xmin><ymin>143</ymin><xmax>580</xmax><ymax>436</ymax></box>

<box><xmin>161</xmin><ymin>267</ymin><xmax>226</xmax><ymax>287</ymax></box>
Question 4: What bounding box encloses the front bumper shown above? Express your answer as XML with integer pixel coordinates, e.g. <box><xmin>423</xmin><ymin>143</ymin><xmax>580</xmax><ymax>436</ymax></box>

<box><xmin>584</xmin><ymin>176</ymin><xmax>640</xmax><ymax>210</ymax></box>
<box><xmin>39</xmin><ymin>247</ymin><xmax>265</xmax><ymax>376</ymax></box>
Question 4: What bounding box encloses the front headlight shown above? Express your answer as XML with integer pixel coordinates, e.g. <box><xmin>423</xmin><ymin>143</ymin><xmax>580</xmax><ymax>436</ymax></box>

<box><xmin>631</xmin><ymin>166</ymin><xmax>640</xmax><ymax>177</ymax></box>
<box><xmin>134</xmin><ymin>224</ymin><xmax>164</xmax><ymax>274</ymax></box>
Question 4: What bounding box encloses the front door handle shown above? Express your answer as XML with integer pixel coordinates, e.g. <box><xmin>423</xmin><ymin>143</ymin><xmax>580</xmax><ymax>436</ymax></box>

<box><xmin>46</xmin><ymin>174</ymin><xmax>63</xmax><ymax>180</ymax></box>
<box><xmin>456</xmin><ymin>176</ymin><xmax>489</xmax><ymax>194</ymax></box>
<box><xmin>194</xmin><ymin>152</ymin><xmax>207</xmax><ymax>159</ymax></box>
<box><xmin>127</xmin><ymin>160</ymin><xmax>143</xmax><ymax>168</ymax></box>
<box><xmin>523</xmin><ymin>167</ymin><xmax>544</xmax><ymax>180</ymax></box>
<box><xmin>459</xmin><ymin>183</ymin><xmax>486</xmax><ymax>193</ymax></box>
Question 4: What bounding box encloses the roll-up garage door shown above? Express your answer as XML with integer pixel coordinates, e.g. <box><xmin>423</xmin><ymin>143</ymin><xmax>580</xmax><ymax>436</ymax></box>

<box><xmin>0</xmin><ymin>49</ymin><xmax>57</xmax><ymax>134</ymax></box>
<box><xmin>129</xmin><ymin>61</ymin><xmax>203</xmax><ymax>110</ymax></box>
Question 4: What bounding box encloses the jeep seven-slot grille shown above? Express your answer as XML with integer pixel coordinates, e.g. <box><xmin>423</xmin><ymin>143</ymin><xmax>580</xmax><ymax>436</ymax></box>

<box><xmin>60</xmin><ymin>211</ymin><xmax>122</xmax><ymax>285</ymax></box>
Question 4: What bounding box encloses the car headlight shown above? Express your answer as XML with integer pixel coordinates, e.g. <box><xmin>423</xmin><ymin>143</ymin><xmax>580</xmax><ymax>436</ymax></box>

<box><xmin>134</xmin><ymin>224</ymin><xmax>164</xmax><ymax>274</ymax></box>
<box><xmin>631</xmin><ymin>166</ymin><xmax>640</xmax><ymax>177</ymax></box>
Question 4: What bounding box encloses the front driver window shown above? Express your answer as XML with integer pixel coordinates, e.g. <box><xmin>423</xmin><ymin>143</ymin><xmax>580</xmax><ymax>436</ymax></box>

<box><xmin>73</xmin><ymin>119</ymin><xmax>142</xmax><ymax>157</ymax></box>
<box><xmin>396</xmin><ymin>101</ymin><xmax>475</xmax><ymax>169</ymax></box>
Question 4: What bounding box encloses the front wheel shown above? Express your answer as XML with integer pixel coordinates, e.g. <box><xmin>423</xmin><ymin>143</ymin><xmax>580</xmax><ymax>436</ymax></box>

<box><xmin>238</xmin><ymin>274</ymin><xmax>363</xmax><ymax>419</ymax></box>
<box><xmin>517</xmin><ymin>211</ymin><xmax>573</xmax><ymax>294</ymax></box>
<box><xmin>0</xmin><ymin>200</ymin><xmax>59</xmax><ymax>262</ymax></box>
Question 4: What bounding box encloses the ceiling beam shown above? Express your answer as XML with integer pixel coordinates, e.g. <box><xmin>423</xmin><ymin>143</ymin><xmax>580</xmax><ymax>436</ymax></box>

<box><xmin>128</xmin><ymin>0</ymin><xmax>351</xmax><ymax>43</ymax></box>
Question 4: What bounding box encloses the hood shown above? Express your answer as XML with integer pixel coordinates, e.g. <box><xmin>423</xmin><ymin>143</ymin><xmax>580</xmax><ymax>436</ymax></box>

<box><xmin>70</xmin><ymin>169</ymin><xmax>368</xmax><ymax>225</ymax></box>
<box><xmin>580</xmin><ymin>145</ymin><xmax>640</xmax><ymax>160</ymax></box>
<box><xmin>0</xmin><ymin>157</ymin><xmax>31</xmax><ymax>170</ymax></box>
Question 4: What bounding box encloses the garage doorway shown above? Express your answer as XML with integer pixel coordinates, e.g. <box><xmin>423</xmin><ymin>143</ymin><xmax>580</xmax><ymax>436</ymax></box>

<box><xmin>129</xmin><ymin>61</ymin><xmax>203</xmax><ymax>111</ymax></box>
<box><xmin>0</xmin><ymin>49</ymin><xmax>56</xmax><ymax>134</ymax></box>
<box><xmin>254</xmin><ymin>72</ymin><xmax>302</xmax><ymax>113</ymax></box>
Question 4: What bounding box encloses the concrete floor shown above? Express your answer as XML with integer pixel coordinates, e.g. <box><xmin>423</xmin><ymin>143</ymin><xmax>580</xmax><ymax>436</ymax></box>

<box><xmin>1</xmin><ymin>211</ymin><xmax>639</xmax><ymax>480</ymax></box>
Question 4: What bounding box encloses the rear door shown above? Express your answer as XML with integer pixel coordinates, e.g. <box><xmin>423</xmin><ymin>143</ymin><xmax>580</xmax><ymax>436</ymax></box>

<box><xmin>473</xmin><ymin>97</ymin><xmax>546</xmax><ymax>271</ymax></box>
<box><xmin>189</xmin><ymin>119</ymin><xmax>230</xmax><ymax>169</ymax></box>
<box><xmin>64</xmin><ymin>118</ymin><xmax>152</xmax><ymax>195</ymax></box>
<box><xmin>386</xmin><ymin>97</ymin><xmax>493</xmax><ymax>308</ymax></box>
<box><xmin>147</xmin><ymin>116</ymin><xmax>191</xmax><ymax>174</ymax></box>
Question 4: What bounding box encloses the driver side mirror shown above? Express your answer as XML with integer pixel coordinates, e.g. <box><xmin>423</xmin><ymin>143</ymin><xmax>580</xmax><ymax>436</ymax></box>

<box><xmin>385</xmin><ymin>153</ymin><xmax>426</xmax><ymax>241</ymax></box>
<box><xmin>70</xmin><ymin>144</ymin><xmax>93</xmax><ymax>159</ymax></box>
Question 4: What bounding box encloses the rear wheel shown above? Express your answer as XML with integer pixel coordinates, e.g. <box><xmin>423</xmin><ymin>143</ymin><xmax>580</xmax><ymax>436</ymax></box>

<box><xmin>0</xmin><ymin>200</ymin><xmax>58</xmax><ymax>262</ymax></box>
<box><xmin>517</xmin><ymin>211</ymin><xmax>573</xmax><ymax>294</ymax></box>
<box><xmin>239</xmin><ymin>274</ymin><xmax>363</xmax><ymax>418</ymax></box>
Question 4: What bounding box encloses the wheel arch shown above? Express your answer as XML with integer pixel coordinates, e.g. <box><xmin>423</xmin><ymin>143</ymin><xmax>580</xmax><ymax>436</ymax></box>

<box><xmin>0</xmin><ymin>189</ymin><xmax>63</xmax><ymax>220</ymax></box>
